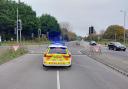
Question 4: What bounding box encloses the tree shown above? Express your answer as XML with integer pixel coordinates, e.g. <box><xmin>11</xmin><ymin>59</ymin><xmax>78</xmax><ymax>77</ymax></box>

<box><xmin>103</xmin><ymin>25</ymin><xmax>124</xmax><ymax>41</ymax></box>
<box><xmin>0</xmin><ymin>0</ymin><xmax>16</xmax><ymax>40</ymax></box>
<box><xmin>16</xmin><ymin>2</ymin><xmax>39</xmax><ymax>39</ymax></box>
<box><xmin>99</xmin><ymin>30</ymin><xmax>105</xmax><ymax>37</ymax></box>
<box><xmin>60</xmin><ymin>22</ymin><xmax>77</xmax><ymax>41</ymax></box>
<box><xmin>60</xmin><ymin>22</ymin><xmax>69</xmax><ymax>41</ymax></box>
<box><xmin>0</xmin><ymin>0</ymin><xmax>6</xmax><ymax>4</ymax></box>
<box><xmin>40</xmin><ymin>14</ymin><xmax>61</xmax><ymax>40</ymax></box>
<box><xmin>0</xmin><ymin>0</ymin><xmax>39</xmax><ymax>40</ymax></box>
<box><xmin>67</xmin><ymin>31</ymin><xmax>77</xmax><ymax>41</ymax></box>
<box><xmin>0</xmin><ymin>0</ymin><xmax>77</xmax><ymax>41</ymax></box>
<box><xmin>126</xmin><ymin>29</ymin><xmax>128</xmax><ymax>40</ymax></box>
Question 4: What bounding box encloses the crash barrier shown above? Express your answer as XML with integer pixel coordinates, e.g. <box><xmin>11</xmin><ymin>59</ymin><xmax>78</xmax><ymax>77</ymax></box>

<box><xmin>80</xmin><ymin>41</ymin><xmax>102</xmax><ymax>55</ymax></box>
<box><xmin>89</xmin><ymin>45</ymin><xmax>102</xmax><ymax>55</ymax></box>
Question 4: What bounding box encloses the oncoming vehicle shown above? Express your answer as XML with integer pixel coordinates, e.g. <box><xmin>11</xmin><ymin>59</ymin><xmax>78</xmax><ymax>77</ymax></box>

<box><xmin>108</xmin><ymin>42</ymin><xmax>126</xmax><ymax>51</ymax></box>
<box><xmin>89</xmin><ymin>41</ymin><xmax>97</xmax><ymax>46</ymax></box>
<box><xmin>43</xmin><ymin>43</ymin><xmax>72</xmax><ymax>67</ymax></box>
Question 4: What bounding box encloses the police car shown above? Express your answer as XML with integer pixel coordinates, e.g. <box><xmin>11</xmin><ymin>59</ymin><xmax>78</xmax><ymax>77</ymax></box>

<box><xmin>43</xmin><ymin>43</ymin><xmax>72</xmax><ymax>67</ymax></box>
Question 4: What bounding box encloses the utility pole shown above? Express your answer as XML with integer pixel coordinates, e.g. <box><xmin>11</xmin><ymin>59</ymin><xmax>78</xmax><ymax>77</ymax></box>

<box><xmin>120</xmin><ymin>10</ymin><xmax>127</xmax><ymax>44</ymax></box>
<box><xmin>115</xmin><ymin>33</ymin><xmax>117</xmax><ymax>41</ymax></box>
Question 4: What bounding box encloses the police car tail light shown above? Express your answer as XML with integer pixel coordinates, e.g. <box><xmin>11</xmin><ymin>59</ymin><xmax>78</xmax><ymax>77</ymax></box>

<box><xmin>44</xmin><ymin>54</ymin><xmax>52</xmax><ymax>57</ymax></box>
<box><xmin>63</xmin><ymin>54</ymin><xmax>71</xmax><ymax>58</ymax></box>
<box><xmin>68</xmin><ymin>54</ymin><xmax>71</xmax><ymax>57</ymax></box>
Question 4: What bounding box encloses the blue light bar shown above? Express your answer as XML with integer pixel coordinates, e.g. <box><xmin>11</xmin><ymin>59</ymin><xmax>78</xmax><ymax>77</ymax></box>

<box><xmin>51</xmin><ymin>41</ymin><xmax>65</xmax><ymax>46</ymax></box>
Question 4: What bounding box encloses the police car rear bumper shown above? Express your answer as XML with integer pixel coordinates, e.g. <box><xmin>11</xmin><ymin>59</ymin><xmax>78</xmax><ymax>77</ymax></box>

<box><xmin>43</xmin><ymin>61</ymin><xmax>71</xmax><ymax>67</ymax></box>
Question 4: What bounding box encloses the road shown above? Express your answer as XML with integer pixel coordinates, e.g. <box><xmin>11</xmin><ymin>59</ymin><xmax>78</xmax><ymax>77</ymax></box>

<box><xmin>80</xmin><ymin>41</ymin><xmax>128</xmax><ymax>73</ymax></box>
<box><xmin>0</xmin><ymin>42</ymin><xmax>128</xmax><ymax>89</ymax></box>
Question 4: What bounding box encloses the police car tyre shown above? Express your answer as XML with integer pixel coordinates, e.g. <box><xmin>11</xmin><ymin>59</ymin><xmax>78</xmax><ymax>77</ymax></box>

<box><xmin>42</xmin><ymin>65</ymin><xmax>48</xmax><ymax>70</ymax></box>
<box><xmin>68</xmin><ymin>64</ymin><xmax>72</xmax><ymax>67</ymax></box>
<box><xmin>43</xmin><ymin>64</ymin><xmax>46</xmax><ymax>67</ymax></box>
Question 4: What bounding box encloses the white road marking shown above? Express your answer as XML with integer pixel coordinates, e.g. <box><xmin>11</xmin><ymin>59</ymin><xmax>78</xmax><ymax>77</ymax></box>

<box><xmin>57</xmin><ymin>70</ymin><xmax>60</xmax><ymax>89</ymax></box>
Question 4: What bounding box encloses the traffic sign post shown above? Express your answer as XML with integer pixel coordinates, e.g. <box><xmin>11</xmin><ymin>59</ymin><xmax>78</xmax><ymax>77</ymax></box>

<box><xmin>0</xmin><ymin>36</ymin><xmax>1</xmax><ymax>42</ymax></box>
<box><xmin>0</xmin><ymin>36</ymin><xmax>1</xmax><ymax>45</ymax></box>
<box><xmin>16</xmin><ymin>19</ymin><xmax>22</xmax><ymax>43</ymax></box>
<box><xmin>19</xmin><ymin>20</ymin><xmax>22</xmax><ymax>43</ymax></box>
<box><xmin>38</xmin><ymin>29</ymin><xmax>41</xmax><ymax>38</ymax></box>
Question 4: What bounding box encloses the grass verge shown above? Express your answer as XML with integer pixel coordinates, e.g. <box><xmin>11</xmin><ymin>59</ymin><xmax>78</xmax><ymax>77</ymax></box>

<box><xmin>0</xmin><ymin>47</ymin><xmax>28</xmax><ymax>65</ymax></box>
<box><xmin>1</xmin><ymin>41</ymin><xmax>50</xmax><ymax>46</ymax></box>
<box><xmin>1</xmin><ymin>38</ymin><xmax>50</xmax><ymax>46</ymax></box>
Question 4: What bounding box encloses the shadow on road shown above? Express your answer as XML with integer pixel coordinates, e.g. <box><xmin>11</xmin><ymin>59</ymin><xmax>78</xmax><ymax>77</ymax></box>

<box><xmin>41</xmin><ymin>66</ymin><xmax>72</xmax><ymax>71</ymax></box>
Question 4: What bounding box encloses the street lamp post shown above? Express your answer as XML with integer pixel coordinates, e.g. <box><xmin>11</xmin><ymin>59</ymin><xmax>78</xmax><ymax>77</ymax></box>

<box><xmin>115</xmin><ymin>33</ymin><xmax>117</xmax><ymax>41</ymax></box>
<box><xmin>120</xmin><ymin>10</ymin><xmax>127</xmax><ymax>44</ymax></box>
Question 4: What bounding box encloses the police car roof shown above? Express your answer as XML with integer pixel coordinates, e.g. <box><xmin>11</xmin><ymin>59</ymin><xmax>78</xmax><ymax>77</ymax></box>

<box><xmin>48</xmin><ymin>44</ymin><xmax>67</xmax><ymax>48</ymax></box>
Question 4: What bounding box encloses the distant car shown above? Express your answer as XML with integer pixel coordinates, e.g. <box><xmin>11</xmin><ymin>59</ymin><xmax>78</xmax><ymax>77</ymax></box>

<box><xmin>89</xmin><ymin>41</ymin><xmax>97</xmax><ymax>46</ymax></box>
<box><xmin>43</xmin><ymin>43</ymin><xmax>72</xmax><ymax>67</ymax></box>
<box><xmin>108</xmin><ymin>42</ymin><xmax>126</xmax><ymax>51</ymax></box>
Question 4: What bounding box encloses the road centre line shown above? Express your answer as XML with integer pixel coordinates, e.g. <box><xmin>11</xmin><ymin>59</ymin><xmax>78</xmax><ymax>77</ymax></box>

<box><xmin>57</xmin><ymin>70</ymin><xmax>60</xmax><ymax>89</ymax></box>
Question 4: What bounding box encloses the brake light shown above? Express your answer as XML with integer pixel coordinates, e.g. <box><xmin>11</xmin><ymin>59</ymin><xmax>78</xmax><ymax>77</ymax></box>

<box><xmin>44</xmin><ymin>54</ymin><xmax>47</xmax><ymax>57</ymax></box>
<box><xmin>63</xmin><ymin>54</ymin><xmax>71</xmax><ymax>58</ymax></box>
<box><xmin>69</xmin><ymin>54</ymin><xmax>71</xmax><ymax>57</ymax></box>
<box><xmin>44</xmin><ymin>54</ymin><xmax>52</xmax><ymax>57</ymax></box>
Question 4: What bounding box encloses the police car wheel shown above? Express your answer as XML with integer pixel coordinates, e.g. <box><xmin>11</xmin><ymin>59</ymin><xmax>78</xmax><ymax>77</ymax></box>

<box><xmin>43</xmin><ymin>64</ymin><xmax>46</xmax><ymax>67</ymax></box>
<box><xmin>42</xmin><ymin>65</ymin><xmax>48</xmax><ymax>70</ymax></box>
<box><xmin>68</xmin><ymin>64</ymin><xmax>72</xmax><ymax>67</ymax></box>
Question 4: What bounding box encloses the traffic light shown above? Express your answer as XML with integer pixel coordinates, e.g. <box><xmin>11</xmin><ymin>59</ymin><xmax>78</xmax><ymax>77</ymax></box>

<box><xmin>89</xmin><ymin>26</ymin><xmax>95</xmax><ymax>35</ymax></box>
<box><xmin>17</xmin><ymin>19</ymin><xmax>22</xmax><ymax>30</ymax></box>
<box><xmin>89</xmin><ymin>27</ymin><xmax>91</xmax><ymax>35</ymax></box>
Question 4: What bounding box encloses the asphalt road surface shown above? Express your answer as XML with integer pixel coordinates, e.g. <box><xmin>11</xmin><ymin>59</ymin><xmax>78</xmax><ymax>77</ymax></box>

<box><xmin>0</xmin><ymin>42</ymin><xmax>128</xmax><ymax>89</ymax></box>
<box><xmin>81</xmin><ymin>41</ymin><xmax>128</xmax><ymax>74</ymax></box>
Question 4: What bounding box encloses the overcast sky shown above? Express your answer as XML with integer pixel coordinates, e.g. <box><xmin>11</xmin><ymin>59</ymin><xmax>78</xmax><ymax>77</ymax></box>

<box><xmin>15</xmin><ymin>0</ymin><xmax>128</xmax><ymax>36</ymax></box>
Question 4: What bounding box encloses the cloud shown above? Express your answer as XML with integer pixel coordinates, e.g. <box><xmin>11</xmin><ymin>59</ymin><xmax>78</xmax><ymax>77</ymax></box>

<box><xmin>15</xmin><ymin>0</ymin><xmax>128</xmax><ymax>36</ymax></box>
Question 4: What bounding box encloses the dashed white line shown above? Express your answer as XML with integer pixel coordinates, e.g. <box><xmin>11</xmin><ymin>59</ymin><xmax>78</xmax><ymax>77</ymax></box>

<box><xmin>57</xmin><ymin>70</ymin><xmax>60</xmax><ymax>89</ymax></box>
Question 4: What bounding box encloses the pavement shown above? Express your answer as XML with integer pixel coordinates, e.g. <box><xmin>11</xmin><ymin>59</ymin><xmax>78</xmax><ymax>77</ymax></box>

<box><xmin>0</xmin><ymin>42</ymin><xmax>128</xmax><ymax>89</ymax></box>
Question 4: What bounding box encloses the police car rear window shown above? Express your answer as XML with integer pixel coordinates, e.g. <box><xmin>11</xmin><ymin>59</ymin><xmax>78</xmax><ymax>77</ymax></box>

<box><xmin>48</xmin><ymin>47</ymin><xmax>67</xmax><ymax>54</ymax></box>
